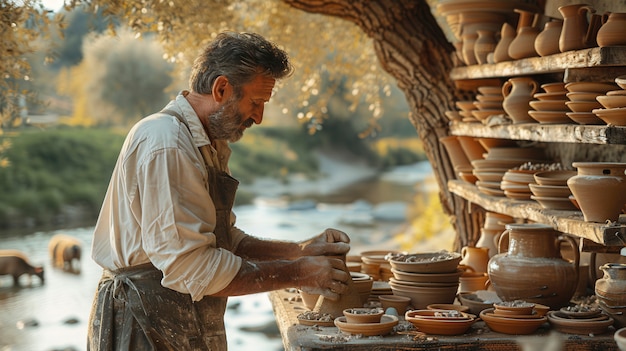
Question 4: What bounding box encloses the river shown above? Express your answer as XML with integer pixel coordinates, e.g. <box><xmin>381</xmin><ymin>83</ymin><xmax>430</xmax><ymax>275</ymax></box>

<box><xmin>0</xmin><ymin>162</ymin><xmax>445</xmax><ymax>351</ymax></box>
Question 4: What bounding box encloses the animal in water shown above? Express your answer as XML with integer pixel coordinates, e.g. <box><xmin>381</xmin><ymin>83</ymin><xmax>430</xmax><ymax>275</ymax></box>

<box><xmin>48</xmin><ymin>234</ymin><xmax>82</xmax><ymax>272</ymax></box>
<box><xmin>0</xmin><ymin>249</ymin><xmax>45</xmax><ymax>286</ymax></box>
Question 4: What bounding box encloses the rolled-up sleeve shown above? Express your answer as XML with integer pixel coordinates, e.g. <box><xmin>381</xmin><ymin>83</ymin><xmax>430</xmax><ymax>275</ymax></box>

<box><xmin>139</xmin><ymin>146</ymin><xmax>242</xmax><ymax>301</ymax></box>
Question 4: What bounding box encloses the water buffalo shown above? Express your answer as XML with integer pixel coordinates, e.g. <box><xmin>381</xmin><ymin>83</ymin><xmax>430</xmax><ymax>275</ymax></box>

<box><xmin>48</xmin><ymin>234</ymin><xmax>82</xmax><ymax>272</ymax></box>
<box><xmin>0</xmin><ymin>250</ymin><xmax>45</xmax><ymax>286</ymax></box>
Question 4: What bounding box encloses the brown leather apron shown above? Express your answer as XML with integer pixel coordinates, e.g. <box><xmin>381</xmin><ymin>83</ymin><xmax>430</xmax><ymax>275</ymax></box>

<box><xmin>88</xmin><ymin>111</ymin><xmax>239</xmax><ymax>350</ymax></box>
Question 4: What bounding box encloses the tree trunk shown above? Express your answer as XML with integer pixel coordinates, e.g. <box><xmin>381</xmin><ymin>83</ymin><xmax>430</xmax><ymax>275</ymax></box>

<box><xmin>283</xmin><ymin>0</ymin><xmax>480</xmax><ymax>250</ymax></box>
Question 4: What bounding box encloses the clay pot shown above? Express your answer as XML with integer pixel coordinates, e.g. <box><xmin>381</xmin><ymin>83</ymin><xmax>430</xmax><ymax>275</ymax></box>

<box><xmin>558</xmin><ymin>3</ymin><xmax>596</xmax><ymax>52</ymax></box>
<box><xmin>535</xmin><ymin>20</ymin><xmax>563</xmax><ymax>56</ymax></box>
<box><xmin>474</xmin><ymin>30</ymin><xmax>497</xmax><ymax>65</ymax></box>
<box><xmin>508</xmin><ymin>26</ymin><xmax>540</xmax><ymax>59</ymax></box>
<box><xmin>460</xmin><ymin>246</ymin><xmax>490</xmax><ymax>274</ymax></box>
<box><xmin>595</xmin><ymin>263</ymin><xmax>626</xmax><ymax>328</ymax></box>
<box><xmin>488</xmin><ymin>223</ymin><xmax>580</xmax><ymax>309</ymax></box>
<box><xmin>567</xmin><ymin>162</ymin><xmax>626</xmax><ymax>223</ymax></box>
<box><xmin>502</xmin><ymin>77</ymin><xmax>538</xmax><ymax>123</ymax></box>
<box><xmin>378</xmin><ymin>295</ymin><xmax>411</xmax><ymax>313</ymax></box>
<box><xmin>459</xmin><ymin>272</ymin><xmax>489</xmax><ymax>292</ymax></box>
<box><xmin>343</xmin><ymin>307</ymin><xmax>384</xmax><ymax>324</ymax></box>
<box><xmin>597</xmin><ymin>13</ymin><xmax>626</xmax><ymax>47</ymax></box>
<box><xmin>461</xmin><ymin>32</ymin><xmax>479</xmax><ymax>66</ymax></box>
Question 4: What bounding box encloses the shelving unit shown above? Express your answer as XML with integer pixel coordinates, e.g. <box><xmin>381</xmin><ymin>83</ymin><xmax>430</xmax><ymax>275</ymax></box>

<box><xmin>447</xmin><ymin>46</ymin><xmax>626</xmax><ymax>250</ymax></box>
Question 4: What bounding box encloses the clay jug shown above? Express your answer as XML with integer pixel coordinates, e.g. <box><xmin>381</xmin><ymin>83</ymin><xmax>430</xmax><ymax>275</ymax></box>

<box><xmin>493</xmin><ymin>22</ymin><xmax>516</xmax><ymax>63</ymax></box>
<box><xmin>476</xmin><ymin>228</ymin><xmax>501</xmax><ymax>258</ymax></box>
<box><xmin>460</xmin><ymin>246</ymin><xmax>490</xmax><ymax>273</ymax></box>
<box><xmin>508</xmin><ymin>26</ymin><xmax>540</xmax><ymax>59</ymax></box>
<box><xmin>597</xmin><ymin>13</ymin><xmax>626</xmax><ymax>47</ymax></box>
<box><xmin>474</xmin><ymin>30</ymin><xmax>497</xmax><ymax>65</ymax></box>
<box><xmin>461</xmin><ymin>32</ymin><xmax>479</xmax><ymax>66</ymax></box>
<box><xmin>488</xmin><ymin>223</ymin><xmax>579</xmax><ymax>309</ymax></box>
<box><xmin>502</xmin><ymin>77</ymin><xmax>538</xmax><ymax>124</ymax></box>
<box><xmin>567</xmin><ymin>162</ymin><xmax>626</xmax><ymax>223</ymax></box>
<box><xmin>558</xmin><ymin>3</ymin><xmax>596</xmax><ymax>52</ymax></box>
<box><xmin>595</xmin><ymin>263</ymin><xmax>626</xmax><ymax>327</ymax></box>
<box><xmin>535</xmin><ymin>20</ymin><xmax>563</xmax><ymax>56</ymax></box>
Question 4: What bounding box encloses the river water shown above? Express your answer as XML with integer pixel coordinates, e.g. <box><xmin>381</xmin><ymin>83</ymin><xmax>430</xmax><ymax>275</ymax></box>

<box><xmin>0</xmin><ymin>162</ymin><xmax>443</xmax><ymax>351</ymax></box>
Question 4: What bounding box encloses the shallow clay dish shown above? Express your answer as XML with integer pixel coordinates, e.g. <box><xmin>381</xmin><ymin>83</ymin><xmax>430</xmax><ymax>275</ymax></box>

<box><xmin>541</xmin><ymin>82</ymin><xmax>567</xmax><ymax>93</ymax></box>
<box><xmin>297</xmin><ymin>311</ymin><xmax>335</xmax><ymax>327</ymax></box>
<box><xmin>565</xmin><ymin>82</ymin><xmax>618</xmax><ymax>93</ymax></box>
<box><xmin>528</xmin><ymin>110</ymin><xmax>572</xmax><ymax>124</ymax></box>
<box><xmin>531</xmin><ymin>195</ymin><xmax>579</xmax><ymax>210</ymax></box>
<box><xmin>427</xmin><ymin>304</ymin><xmax>470</xmax><ymax>313</ymax></box>
<box><xmin>597</xmin><ymin>95</ymin><xmax>626</xmax><ymax>109</ymax></box>
<box><xmin>547</xmin><ymin>311</ymin><xmax>613</xmax><ymax>335</ymax></box>
<box><xmin>493</xmin><ymin>301</ymin><xmax>535</xmax><ymax>315</ymax></box>
<box><xmin>334</xmin><ymin>315</ymin><xmax>398</xmax><ymax>336</ymax></box>
<box><xmin>533</xmin><ymin>170</ymin><xmax>576</xmax><ymax>186</ymax></box>
<box><xmin>566</xmin><ymin>100</ymin><xmax>603</xmax><ymax>112</ymax></box>
<box><xmin>534</xmin><ymin>92</ymin><xmax>567</xmax><ymax>101</ymax></box>
<box><xmin>405</xmin><ymin>310</ymin><xmax>477</xmax><ymax>335</ymax></box>
<box><xmin>457</xmin><ymin>291</ymin><xmax>497</xmax><ymax>315</ymax></box>
<box><xmin>559</xmin><ymin>307</ymin><xmax>603</xmax><ymax>319</ymax></box>
<box><xmin>593</xmin><ymin>107</ymin><xmax>626</xmax><ymax>125</ymax></box>
<box><xmin>566</xmin><ymin>91</ymin><xmax>602</xmax><ymax>101</ymax></box>
<box><xmin>528</xmin><ymin>183</ymin><xmax>572</xmax><ymax>198</ymax></box>
<box><xmin>480</xmin><ymin>308</ymin><xmax>547</xmax><ymax>335</ymax></box>
<box><xmin>616</xmin><ymin>75</ymin><xmax>626</xmax><ymax>90</ymax></box>
<box><xmin>566</xmin><ymin>112</ymin><xmax>605</xmax><ymax>125</ymax></box>
<box><xmin>529</xmin><ymin>100</ymin><xmax>569</xmax><ymax>111</ymax></box>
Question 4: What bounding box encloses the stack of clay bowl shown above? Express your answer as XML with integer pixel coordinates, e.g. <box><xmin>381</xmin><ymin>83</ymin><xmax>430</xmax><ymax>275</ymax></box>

<box><xmin>500</xmin><ymin>168</ymin><xmax>536</xmax><ymax>200</ymax></box>
<box><xmin>530</xmin><ymin>169</ymin><xmax>578</xmax><ymax>211</ymax></box>
<box><xmin>387</xmin><ymin>251</ymin><xmax>462</xmax><ymax>309</ymax></box>
<box><xmin>334</xmin><ymin>307</ymin><xmax>399</xmax><ymax>336</ymax></box>
<box><xmin>472</xmin><ymin>85</ymin><xmax>505</xmax><ymax>123</ymax></box>
<box><xmin>528</xmin><ymin>82</ymin><xmax>572</xmax><ymax>124</ymax></box>
<box><xmin>547</xmin><ymin>304</ymin><xmax>614</xmax><ymax>335</ymax></box>
<box><xmin>472</xmin><ymin>146</ymin><xmax>547</xmax><ymax>197</ymax></box>
<box><xmin>456</xmin><ymin>100</ymin><xmax>479</xmax><ymax>123</ymax></box>
<box><xmin>593</xmin><ymin>76</ymin><xmax>626</xmax><ymax>126</ymax></box>
<box><xmin>565</xmin><ymin>81</ymin><xmax>618</xmax><ymax>125</ymax></box>
<box><xmin>405</xmin><ymin>309</ymin><xmax>478</xmax><ymax>335</ymax></box>
<box><xmin>479</xmin><ymin>300</ymin><xmax>549</xmax><ymax>335</ymax></box>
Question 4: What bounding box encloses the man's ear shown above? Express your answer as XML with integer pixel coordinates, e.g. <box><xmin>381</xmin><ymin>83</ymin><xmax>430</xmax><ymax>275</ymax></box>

<box><xmin>212</xmin><ymin>76</ymin><xmax>230</xmax><ymax>103</ymax></box>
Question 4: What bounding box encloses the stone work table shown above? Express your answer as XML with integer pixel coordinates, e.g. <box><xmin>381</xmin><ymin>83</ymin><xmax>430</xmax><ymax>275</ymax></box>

<box><xmin>269</xmin><ymin>289</ymin><xmax>619</xmax><ymax>351</ymax></box>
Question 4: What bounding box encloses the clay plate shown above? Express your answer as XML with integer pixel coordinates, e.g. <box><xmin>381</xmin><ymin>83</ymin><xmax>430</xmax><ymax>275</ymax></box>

<box><xmin>531</xmin><ymin>195</ymin><xmax>579</xmax><ymax>210</ymax></box>
<box><xmin>532</xmin><ymin>170</ymin><xmax>576</xmax><ymax>186</ymax></box>
<box><xmin>566</xmin><ymin>112</ymin><xmax>605</xmax><ymax>125</ymax></box>
<box><xmin>405</xmin><ymin>310</ymin><xmax>477</xmax><ymax>335</ymax></box>
<box><xmin>528</xmin><ymin>183</ymin><xmax>572</xmax><ymax>198</ymax></box>
<box><xmin>593</xmin><ymin>107</ymin><xmax>626</xmax><ymax>125</ymax></box>
<box><xmin>565</xmin><ymin>82</ymin><xmax>618</xmax><ymax>93</ymax></box>
<box><xmin>547</xmin><ymin>311</ymin><xmax>613</xmax><ymax>335</ymax></box>
<box><xmin>334</xmin><ymin>315</ymin><xmax>398</xmax><ymax>336</ymax></box>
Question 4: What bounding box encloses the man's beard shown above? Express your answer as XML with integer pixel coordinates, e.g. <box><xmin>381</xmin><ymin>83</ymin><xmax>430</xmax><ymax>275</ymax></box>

<box><xmin>208</xmin><ymin>96</ymin><xmax>253</xmax><ymax>142</ymax></box>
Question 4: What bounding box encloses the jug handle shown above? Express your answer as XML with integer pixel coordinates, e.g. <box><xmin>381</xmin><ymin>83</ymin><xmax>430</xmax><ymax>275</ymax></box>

<box><xmin>497</xmin><ymin>229</ymin><xmax>510</xmax><ymax>254</ymax></box>
<box><xmin>529</xmin><ymin>80</ymin><xmax>538</xmax><ymax>95</ymax></box>
<box><xmin>558</xmin><ymin>234</ymin><xmax>580</xmax><ymax>285</ymax></box>
<box><xmin>502</xmin><ymin>81</ymin><xmax>512</xmax><ymax>98</ymax></box>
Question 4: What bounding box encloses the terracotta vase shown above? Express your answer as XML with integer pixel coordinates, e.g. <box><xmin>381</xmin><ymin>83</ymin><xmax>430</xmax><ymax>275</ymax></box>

<box><xmin>597</xmin><ymin>13</ymin><xmax>626</xmax><ymax>47</ymax></box>
<box><xmin>558</xmin><ymin>3</ymin><xmax>596</xmax><ymax>52</ymax></box>
<box><xmin>461</xmin><ymin>32</ymin><xmax>479</xmax><ymax>66</ymax></box>
<box><xmin>502</xmin><ymin>77</ymin><xmax>538</xmax><ymax>124</ymax></box>
<box><xmin>488</xmin><ymin>223</ymin><xmax>579</xmax><ymax>309</ymax></box>
<box><xmin>535</xmin><ymin>20</ymin><xmax>563</xmax><ymax>56</ymax></box>
<box><xmin>460</xmin><ymin>246</ymin><xmax>490</xmax><ymax>273</ymax></box>
<box><xmin>567</xmin><ymin>162</ymin><xmax>626</xmax><ymax>223</ymax></box>
<box><xmin>493</xmin><ymin>22</ymin><xmax>516</xmax><ymax>63</ymax></box>
<box><xmin>595</xmin><ymin>263</ymin><xmax>626</xmax><ymax>328</ymax></box>
<box><xmin>474</xmin><ymin>30</ymin><xmax>497</xmax><ymax>65</ymax></box>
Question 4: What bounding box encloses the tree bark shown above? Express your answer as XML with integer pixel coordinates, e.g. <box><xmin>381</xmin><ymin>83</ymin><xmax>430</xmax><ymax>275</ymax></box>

<box><xmin>283</xmin><ymin>0</ymin><xmax>478</xmax><ymax>250</ymax></box>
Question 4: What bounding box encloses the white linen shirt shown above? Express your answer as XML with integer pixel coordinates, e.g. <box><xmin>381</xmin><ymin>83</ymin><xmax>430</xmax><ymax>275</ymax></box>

<box><xmin>91</xmin><ymin>91</ymin><xmax>246</xmax><ymax>302</ymax></box>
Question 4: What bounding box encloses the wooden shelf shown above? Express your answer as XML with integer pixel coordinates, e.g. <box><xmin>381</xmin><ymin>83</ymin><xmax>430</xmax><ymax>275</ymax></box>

<box><xmin>451</xmin><ymin>47</ymin><xmax>626</xmax><ymax>81</ymax></box>
<box><xmin>449</xmin><ymin>121</ymin><xmax>626</xmax><ymax>145</ymax></box>
<box><xmin>448</xmin><ymin>179</ymin><xmax>626</xmax><ymax>247</ymax></box>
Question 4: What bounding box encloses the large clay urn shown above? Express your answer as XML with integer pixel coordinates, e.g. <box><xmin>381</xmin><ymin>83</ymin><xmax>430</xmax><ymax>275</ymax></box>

<box><xmin>567</xmin><ymin>162</ymin><xmax>626</xmax><ymax>223</ymax></box>
<box><xmin>595</xmin><ymin>263</ymin><xmax>626</xmax><ymax>328</ymax></box>
<box><xmin>558</xmin><ymin>3</ymin><xmax>596</xmax><ymax>52</ymax></box>
<box><xmin>488</xmin><ymin>223</ymin><xmax>579</xmax><ymax>309</ymax></box>
<box><xmin>502</xmin><ymin>77</ymin><xmax>538</xmax><ymax>124</ymax></box>
<box><xmin>535</xmin><ymin>20</ymin><xmax>563</xmax><ymax>56</ymax></box>
<box><xmin>597</xmin><ymin>13</ymin><xmax>626</xmax><ymax>47</ymax></box>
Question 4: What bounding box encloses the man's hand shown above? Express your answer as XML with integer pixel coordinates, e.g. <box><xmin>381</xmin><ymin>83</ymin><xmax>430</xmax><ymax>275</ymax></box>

<box><xmin>298</xmin><ymin>228</ymin><xmax>350</xmax><ymax>257</ymax></box>
<box><xmin>297</xmin><ymin>256</ymin><xmax>350</xmax><ymax>301</ymax></box>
